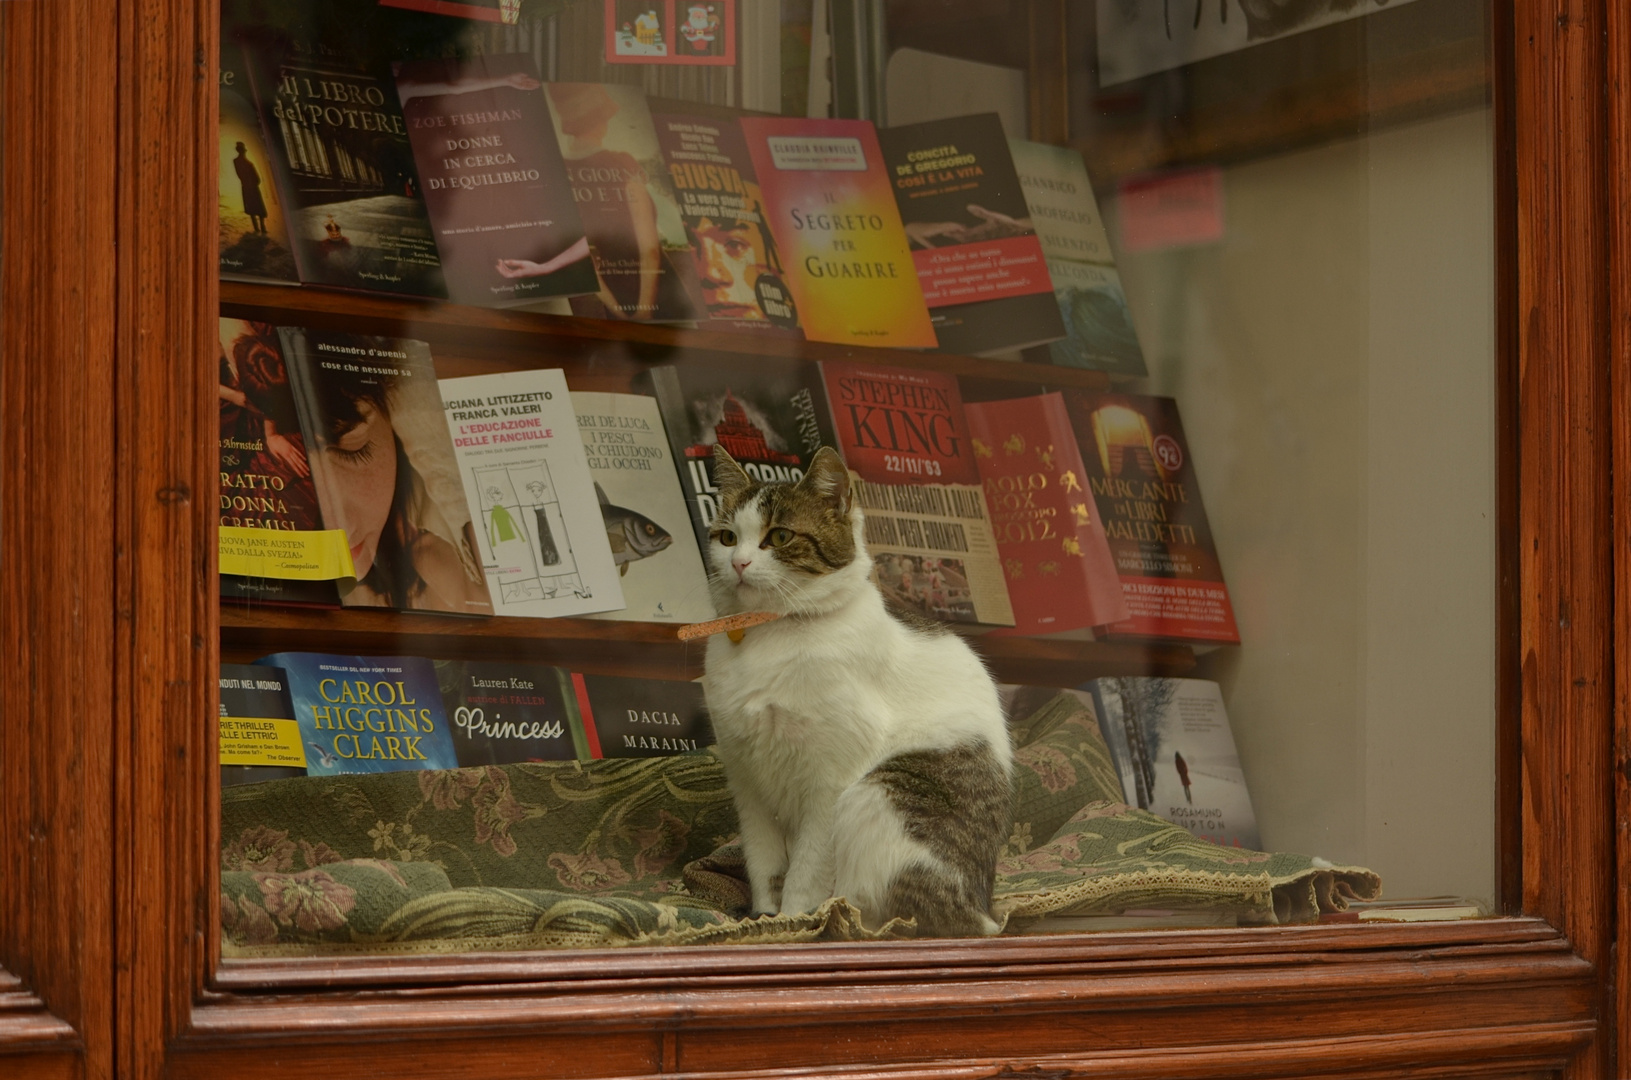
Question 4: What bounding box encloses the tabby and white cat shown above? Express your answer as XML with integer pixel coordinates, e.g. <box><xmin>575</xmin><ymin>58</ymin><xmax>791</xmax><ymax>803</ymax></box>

<box><xmin>700</xmin><ymin>444</ymin><xmax>1012</xmax><ymax>936</ymax></box>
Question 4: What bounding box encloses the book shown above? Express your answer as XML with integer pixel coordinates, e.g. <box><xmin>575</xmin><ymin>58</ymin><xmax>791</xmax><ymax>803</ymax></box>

<box><xmin>1008</xmin><ymin>139</ymin><xmax>1147</xmax><ymax>375</ymax></box>
<box><xmin>435</xmin><ymin>659</ymin><xmax>584</xmax><ymax>766</ymax></box>
<box><xmin>876</xmin><ymin>114</ymin><xmax>1064</xmax><ymax>356</ymax></box>
<box><xmin>573</xmin><ymin>391</ymin><xmax>716</xmax><ymax>623</ymax></box>
<box><xmin>964</xmin><ymin>392</ymin><xmax>1127</xmax><ymax>636</ymax></box>
<box><xmin>256</xmin><ymin>652</ymin><xmax>460</xmax><ymax>776</ymax></box>
<box><xmin>219</xmin><ymin>662</ymin><xmax>308</xmax><ymax>788</ymax></box>
<box><xmin>238</xmin><ymin>21</ymin><xmax>447</xmax><ymax>297</ymax></box>
<box><xmin>217</xmin><ymin>318</ymin><xmax>338</xmax><ymax>608</ymax></box>
<box><xmin>438</xmin><ymin>369</ymin><xmax>624</xmax><ymax>619</ymax></box>
<box><xmin>652</xmin><ymin>112</ymin><xmax>801</xmax><ymax>334</ymax></box>
<box><xmin>648</xmin><ymin>357</ymin><xmax>838</xmax><ymax>552</ymax></box>
<box><xmin>395</xmin><ymin>55</ymin><xmax>599</xmax><ymax>308</ymax></box>
<box><xmin>819</xmin><ymin>360</ymin><xmax>1014</xmax><ymax>626</ymax></box>
<box><xmin>278</xmin><ymin>327</ymin><xmax>494</xmax><ymax>616</ymax></box>
<box><xmin>571</xmin><ymin>672</ymin><xmax>714</xmax><ymax>758</ymax></box>
<box><xmin>1064</xmin><ymin>391</ymin><xmax>1239</xmax><ymax>645</ymax></box>
<box><xmin>739</xmin><ymin>116</ymin><xmax>937</xmax><ymax>348</ymax></box>
<box><xmin>1086</xmin><ymin>677</ymin><xmax>1260</xmax><ymax>850</ymax></box>
<box><xmin>542</xmin><ymin>83</ymin><xmax>698</xmax><ymax>323</ymax></box>
<box><xmin>218</xmin><ymin>38</ymin><xmax>299</xmax><ymax>283</ymax></box>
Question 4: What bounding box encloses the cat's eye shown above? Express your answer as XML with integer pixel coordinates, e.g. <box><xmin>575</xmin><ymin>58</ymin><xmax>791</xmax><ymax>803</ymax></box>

<box><xmin>714</xmin><ymin>529</ymin><xmax>738</xmax><ymax>546</ymax></box>
<box><xmin>766</xmin><ymin>527</ymin><xmax>795</xmax><ymax>547</ymax></box>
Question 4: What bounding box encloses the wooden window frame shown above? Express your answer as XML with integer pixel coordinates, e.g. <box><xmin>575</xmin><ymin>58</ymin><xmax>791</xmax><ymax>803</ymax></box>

<box><xmin>0</xmin><ymin>1</ymin><xmax>1625</xmax><ymax>1077</ymax></box>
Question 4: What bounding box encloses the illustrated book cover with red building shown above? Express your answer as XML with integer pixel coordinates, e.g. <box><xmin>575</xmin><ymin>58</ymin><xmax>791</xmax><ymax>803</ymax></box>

<box><xmin>965</xmin><ymin>392</ymin><xmax>1128</xmax><ymax>636</ymax></box>
<box><xmin>820</xmin><ymin>360</ymin><xmax>1013</xmax><ymax>627</ymax></box>
<box><xmin>1064</xmin><ymin>391</ymin><xmax>1239</xmax><ymax>644</ymax></box>
<box><xmin>647</xmin><ymin>357</ymin><xmax>837</xmax><ymax>552</ymax></box>
<box><xmin>876</xmin><ymin>114</ymin><xmax>1064</xmax><ymax>356</ymax></box>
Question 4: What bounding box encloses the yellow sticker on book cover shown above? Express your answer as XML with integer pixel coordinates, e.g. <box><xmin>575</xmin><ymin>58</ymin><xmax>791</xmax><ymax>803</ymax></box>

<box><xmin>218</xmin><ymin>526</ymin><xmax>356</xmax><ymax>581</ymax></box>
<box><xmin>218</xmin><ymin>717</ymin><xmax>308</xmax><ymax>768</ymax></box>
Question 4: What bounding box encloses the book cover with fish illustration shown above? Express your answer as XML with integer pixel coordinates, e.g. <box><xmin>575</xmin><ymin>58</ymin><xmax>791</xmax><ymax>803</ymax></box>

<box><xmin>395</xmin><ymin>54</ymin><xmax>599</xmax><ymax>309</ymax></box>
<box><xmin>739</xmin><ymin>116</ymin><xmax>936</xmax><ymax>348</ymax></box>
<box><xmin>439</xmin><ymin>369</ymin><xmax>623</xmax><ymax>619</ymax></box>
<box><xmin>876</xmin><ymin>114</ymin><xmax>1063</xmax><ymax>356</ymax></box>
<box><xmin>1008</xmin><ymin>138</ymin><xmax>1147</xmax><ymax>375</ymax></box>
<box><xmin>573</xmin><ymin>391</ymin><xmax>715</xmax><ymax>623</ymax></box>
<box><xmin>435</xmin><ymin>659</ymin><xmax>585</xmax><ymax>766</ymax></box>
<box><xmin>255</xmin><ymin>652</ymin><xmax>458</xmax><ymax>776</ymax></box>
<box><xmin>219</xmin><ymin>662</ymin><xmax>307</xmax><ymax>788</ymax></box>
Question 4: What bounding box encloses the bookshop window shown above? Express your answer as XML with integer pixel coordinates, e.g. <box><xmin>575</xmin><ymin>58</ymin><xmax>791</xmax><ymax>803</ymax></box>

<box><xmin>216</xmin><ymin>0</ymin><xmax>1496</xmax><ymax>957</ymax></box>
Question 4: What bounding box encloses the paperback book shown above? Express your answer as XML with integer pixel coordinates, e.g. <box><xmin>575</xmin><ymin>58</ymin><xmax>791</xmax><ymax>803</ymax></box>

<box><xmin>820</xmin><ymin>360</ymin><xmax>1013</xmax><ymax>626</ymax></box>
<box><xmin>395</xmin><ymin>55</ymin><xmax>599</xmax><ymax>308</ymax></box>
<box><xmin>435</xmin><ymin>659</ymin><xmax>584</xmax><ymax>766</ymax></box>
<box><xmin>877</xmin><ymin>114</ymin><xmax>1063</xmax><ymax>356</ymax></box>
<box><xmin>217</xmin><ymin>318</ymin><xmax>338</xmax><ymax>607</ymax></box>
<box><xmin>1085</xmin><ymin>677</ymin><xmax>1260</xmax><ymax>849</ymax></box>
<box><xmin>1065</xmin><ymin>391</ymin><xmax>1239</xmax><ymax>645</ymax></box>
<box><xmin>965</xmin><ymin>392</ymin><xmax>1127</xmax><ymax>636</ymax></box>
<box><xmin>439</xmin><ymin>369</ymin><xmax>623</xmax><ymax>619</ymax></box>
<box><xmin>739</xmin><ymin>116</ymin><xmax>936</xmax><ymax>348</ymax></box>
<box><xmin>236</xmin><ymin>20</ymin><xmax>448</xmax><ymax>298</ymax></box>
<box><xmin>573</xmin><ymin>391</ymin><xmax>716</xmax><ymax>623</ymax></box>
<box><xmin>219</xmin><ymin>662</ymin><xmax>308</xmax><ymax>788</ymax></box>
<box><xmin>571</xmin><ymin>672</ymin><xmax>714</xmax><ymax>758</ymax></box>
<box><xmin>648</xmin><ymin>357</ymin><xmax>837</xmax><ymax>551</ymax></box>
<box><xmin>218</xmin><ymin>38</ymin><xmax>298</xmax><ymax>283</ymax></box>
<box><xmin>542</xmin><ymin>82</ymin><xmax>697</xmax><ymax>322</ymax></box>
<box><xmin>653</xmin><ymin>112</ymin><xmax>801</xmax><ymax>334</ymax></box>
<box><xmin>279</xmin><ymin>327</ymin><xmax>494</xmax><ymax>616</ymax></box>
<box><xmin>1008</xmin><ymin>138</ymin><xmax>1147</xmax><ymax>375</ymax></box>
<box><xmin>256</xmin><ymin>652</ymin><xmax>460</xmax><ymax>776</ymax></box>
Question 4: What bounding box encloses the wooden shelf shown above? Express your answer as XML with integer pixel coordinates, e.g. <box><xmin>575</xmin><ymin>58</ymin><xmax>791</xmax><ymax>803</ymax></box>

<box><xmin>220</xmin><ymin>280</ymin><xmax>1115</xmax><ymax>396</ymax></box>
<box><xmin>219</xmin><ymin>603</ymin><xmax>1196</xmax><ymax>686</ymax></box>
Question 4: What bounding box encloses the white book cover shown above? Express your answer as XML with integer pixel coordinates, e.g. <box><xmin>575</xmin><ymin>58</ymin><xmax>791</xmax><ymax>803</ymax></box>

<box><xmin>573</xmin><ymin>391</ymin><xmax>715</xmax><ymax>624</ymax></box>
<box><xmin>439</xmin><ymin>370</ymin><xmax>623</xmax><ymax>618</ymax></box>
<box><xmin>1087</xmin><ymin>677</ymin><xmax>1260</xmax><ymax>850</ymax></box>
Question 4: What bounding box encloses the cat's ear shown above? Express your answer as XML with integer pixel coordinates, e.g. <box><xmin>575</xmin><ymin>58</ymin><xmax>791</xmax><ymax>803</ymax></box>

<box><xmin>712</xmin><ymin>444</ymin><xmax>752</xmax><ymax>502</ymax></box>
<box><xmin>797</xmin><ymin>446</ymin><xmax>852</xmax><ymax>514</ymax></box>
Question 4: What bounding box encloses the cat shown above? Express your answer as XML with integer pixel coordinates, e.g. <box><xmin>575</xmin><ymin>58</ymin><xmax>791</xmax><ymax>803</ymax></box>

<box><xmin>699</xmin><ymin>444</ymin><xmax>1013</xmax><ymax>937</ymax></box>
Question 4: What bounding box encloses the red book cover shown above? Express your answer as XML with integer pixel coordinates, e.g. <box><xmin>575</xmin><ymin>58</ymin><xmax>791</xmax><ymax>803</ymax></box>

<box><xmin>820</xmin><ymin>361</ymin><xmax>1013</xmax><ymax>626</ymax></box>
<box><xmin>965</xmin><ymin>393</ymin><xmax>1128</xmax><ymax>636</ymax></box>
<box><xmin>1064</xmin><ymin>391</ymin><xmax>1240</xmax><ymax>645</ymax></box>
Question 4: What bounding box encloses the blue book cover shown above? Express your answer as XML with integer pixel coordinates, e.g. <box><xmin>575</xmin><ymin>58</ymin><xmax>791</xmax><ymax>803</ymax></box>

<box><xmin>256</xmin><ymin>652</ymin><xmax>458</xmax><ymax>776</ymax></box>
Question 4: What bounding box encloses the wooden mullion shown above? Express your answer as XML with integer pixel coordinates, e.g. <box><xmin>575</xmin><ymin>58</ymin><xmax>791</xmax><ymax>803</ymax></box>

<box><xmin>1611</xmin><ymin>0</ymin><xmax>1631</xmax><ymax>1071</ymax></box>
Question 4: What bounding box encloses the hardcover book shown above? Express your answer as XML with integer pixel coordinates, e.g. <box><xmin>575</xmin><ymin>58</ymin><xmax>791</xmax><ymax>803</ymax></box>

<box><xmin>1064</xmin><ymin>391</ymin><xmax>1239</xmax><ymax>644</ymax></box>
<box><xmin>279</xmin><ymin>327</ymin><xmax>494</xmax><ymax>616</ymax></box>
<box><xmin>435</xmin><ymin>659</ymin><xmax>584</xmax><ymax>766</ymax></box>
<box><xmin>964</xmin><ymin>392</ymin><xmax>1127</xmax><ymax>636</ymax></box>
<box><xmin>819</xmin><ymin>360</ymin><xmax>1013</xmax><ymax>626</ymax></box>
<box><xmin>739</xmin><ymin>116</ymin><xmax>936</xmax><ymax>348</ymax></box>
<box><xmin>877</xmin><ymin>114</ymin><xmax>1064</xmax><ymax>356</ymax></box>
<box><xmin>653</xmin><ymin>112</ymin><xmax>801</xmax><ymax>334</ymax></box>
<box><xmin>219</xmin><ymin>662</ymin><xmax>308</xmax><ymax>788</ymax></box>
<box><xmin>218</xmin><ymin>39</ymin><xmax>298</xmax><ymax>283</ymax></box>
<box><xmin>1085</xmin><ymin>677</ymin><xmax>1260</xmax><ymax>849</ymax></box>
<box><xmin>217</xmin><ymin>318</ymin><xmax>338</xmax><ymax>608</ymax></box>
<box><xmin>395</xmin><ymin>55</ymin><xmax>599</xmax><ymax>308</ymax></box>
<box><xmin>1008</xmin><ymin>138</ymin><xmax>1147</xmax><ymax>375</ymax></box>
<box><xmin>648</xmin><ymin>357</ymin><xmax>837</xmax><ymax>551</ymax></box>
<box><xmin>571</xmin><ymin>672</ymin><xmax>714</xmax><ymax>758</ymax></box>
<box><xmin>239</xmin><ymin>25</ymin><xmax>448</xmax><ymax>298</ymax></box>
<box><xmin>256</xmin><ymin>652</ymin><xmax>460</xmax><ymax>776</ymax></box>
<box><xmin>439</xmin><ymin>369</ymin><xmax>624</xmax><ymax>619</ymax></box>
<box><xmin>542</xmin><ymin>83</ymin><xmax>698</xmax><ymax>323</ymax></box>
<box><xmin>573</xmin><ymin>391</ymin><xmax>716</xmax><ymax>623</ymax></box>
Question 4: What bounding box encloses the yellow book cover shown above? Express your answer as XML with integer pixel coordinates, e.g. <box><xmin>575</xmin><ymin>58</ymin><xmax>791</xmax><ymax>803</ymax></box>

<box><xmin>740</xmin><ymin>117</ymin><xmax>936</xmax><ymax>348</ymax></box>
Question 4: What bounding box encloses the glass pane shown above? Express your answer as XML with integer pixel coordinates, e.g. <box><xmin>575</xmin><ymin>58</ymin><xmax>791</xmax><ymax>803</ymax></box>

<box><xmin>216</xmin><ymin>0</ymin><xmax>1495</xmax><ymax>958</ymax></box>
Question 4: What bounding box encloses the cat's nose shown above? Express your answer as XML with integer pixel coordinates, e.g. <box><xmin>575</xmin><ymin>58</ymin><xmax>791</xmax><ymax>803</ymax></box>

<box><xmin>732</xmin><ymin>557</ymin><xmax>750</xmax><ymax>579</ymax></box>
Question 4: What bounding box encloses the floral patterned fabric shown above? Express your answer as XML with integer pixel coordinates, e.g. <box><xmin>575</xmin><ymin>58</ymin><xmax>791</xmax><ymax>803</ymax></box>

<box><xmin>220</xmin><ymin>692</ymin><xmax>1379</xmax><ymax>955</ymax></box>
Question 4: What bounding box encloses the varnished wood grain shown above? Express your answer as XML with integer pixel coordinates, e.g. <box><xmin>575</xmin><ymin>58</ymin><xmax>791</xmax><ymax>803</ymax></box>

<box><xmin>1610</xmin><ymin>0</ymin><xmax>1631</xmax><ymax>1072</ymax></box>
<box><xmin>1515</xmin><ymin>2</ymin><xmax>1616</xmax><ymax>1080</ymax></box>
